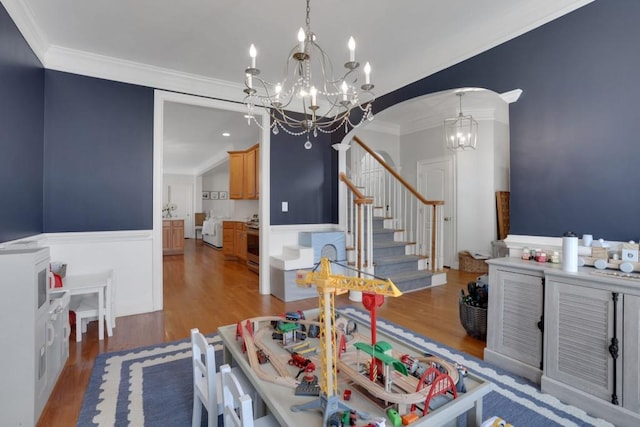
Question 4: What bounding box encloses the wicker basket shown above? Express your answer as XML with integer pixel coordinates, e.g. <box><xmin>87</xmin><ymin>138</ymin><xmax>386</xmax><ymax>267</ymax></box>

<box><xmin>458</xmin><ymin>251</ymin><xmax>489</xmax><ymax>273</ymax></box>
<box><xmin>459</xmin><ymin>301</ymin><xmax>487</xmax><ymax>340</ymax></box>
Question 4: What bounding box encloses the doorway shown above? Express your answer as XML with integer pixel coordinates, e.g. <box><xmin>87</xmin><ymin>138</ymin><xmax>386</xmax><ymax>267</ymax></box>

<box><xmin>152</xmin><ymin>91</ymin><xmax>271</xmax><ymax>311</ymax></box>
<box><xmin>167</xmin><ymin>183</ymin><xmax>194</xmax><ymax>238</ymax></box>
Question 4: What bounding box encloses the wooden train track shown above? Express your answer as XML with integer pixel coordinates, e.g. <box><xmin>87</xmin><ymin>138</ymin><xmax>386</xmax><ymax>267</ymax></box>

<box><xmin>235</xmin><ymin>317</ymin><xmax>460</xmax><ymax>407</ymax></box>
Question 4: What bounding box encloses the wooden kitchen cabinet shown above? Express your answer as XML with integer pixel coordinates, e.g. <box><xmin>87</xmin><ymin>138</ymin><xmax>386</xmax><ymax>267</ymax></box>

<box><xmin>228</xmin><ymin>144</ymin><xmax>259</xmax><ymax>200</ymax></box>
<box><xmin>228</xmin><ymin>152</ymin><xmax>245</xmax><ymax>199</ymax></box>
<box><xmin>163</xmin><ymin>219</ymin><xmax>184</xmax><ymax>255</ymax></box>
<box><xmin>244</xmin><ymin>145</ymin><xmax>258</xmax><ymax>199</ymax></box>
<box><xmin>235</xmin><ymin>222</ymin><xmax>247</xmax><ymax>260</ymax></box>
<box><xmin>223</xmin><ymin>221</ymin><xmax>246</xmax><ymax>261</ymax></box>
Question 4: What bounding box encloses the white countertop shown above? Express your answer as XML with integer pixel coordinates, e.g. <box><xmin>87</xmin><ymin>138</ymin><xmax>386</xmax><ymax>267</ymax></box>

<box><xmin>488</xmin><ymin>257</ymin><xmax>640</xmax><ymax>293</ymax></box>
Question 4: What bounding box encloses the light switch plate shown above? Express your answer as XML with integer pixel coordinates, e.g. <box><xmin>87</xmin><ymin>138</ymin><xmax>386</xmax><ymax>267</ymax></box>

<box><xmin>282</xmin><ymin>201</ymin><xmax>288</xmax><ymax>212</ymax></box>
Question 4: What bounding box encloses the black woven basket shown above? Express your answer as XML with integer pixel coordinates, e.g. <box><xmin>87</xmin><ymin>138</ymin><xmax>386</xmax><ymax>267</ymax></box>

<box><xmin>459</xmin><ymin>300</ymin><xmax>487</xmax><ymax>340</ymax></box>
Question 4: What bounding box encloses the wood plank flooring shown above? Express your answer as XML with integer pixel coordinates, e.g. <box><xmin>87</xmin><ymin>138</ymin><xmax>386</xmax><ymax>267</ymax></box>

<box><xmin>37</xmin><ymin>238</ymin><xmax>485</xmax><ymax>426</ymax></box>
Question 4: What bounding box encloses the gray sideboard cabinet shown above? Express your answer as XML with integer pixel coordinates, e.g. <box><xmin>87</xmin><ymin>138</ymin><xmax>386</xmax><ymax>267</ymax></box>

<box><xmin>485</xmin><ymin>258</ymin><xmax>548</xmax><ymax>384</ymax></box>
<box><xmin>542</xmin><ymin>270</ymin><xmax>640</xmax><ymax>427</ymax></box>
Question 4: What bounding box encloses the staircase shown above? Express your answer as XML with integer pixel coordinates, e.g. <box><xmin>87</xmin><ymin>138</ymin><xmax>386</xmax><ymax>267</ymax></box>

<box><xmin>340</xmin><ymin>136</ymin><xmax>446</xmax><ymax>293</ymax></box>
<box><xmin>370</xmin><ymin>217</ymin><xmax>437</xmax><ymax>292</ymax></box>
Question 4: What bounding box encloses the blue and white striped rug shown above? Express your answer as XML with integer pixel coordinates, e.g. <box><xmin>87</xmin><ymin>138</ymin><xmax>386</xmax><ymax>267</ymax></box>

<box><xmin>78</xmin><ymin>307</ymin><xmax>613</xmax><ymax>426</ymax></box>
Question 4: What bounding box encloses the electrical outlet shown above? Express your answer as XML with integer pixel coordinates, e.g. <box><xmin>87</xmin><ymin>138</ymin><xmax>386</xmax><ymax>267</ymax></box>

<box><xmin>282</xmin><ymin>201</ymin><xmax>288</xmax><ymax>212</ymax></box>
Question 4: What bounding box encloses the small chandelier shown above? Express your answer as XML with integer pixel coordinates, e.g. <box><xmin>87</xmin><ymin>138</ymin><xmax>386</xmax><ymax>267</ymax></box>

<box><xmin>444</xmin><ymin>92</ymin><xmax>478</xmax><ymax>151</ymax></box>
<box><xmin>243</xmin><ymin>0</ymin><xmax>375</xmax><ymax>149</ymax></box>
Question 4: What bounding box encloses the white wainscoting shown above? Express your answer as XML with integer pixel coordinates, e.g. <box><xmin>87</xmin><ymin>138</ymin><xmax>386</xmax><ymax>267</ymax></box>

<box><xmin>38</xmin><ymin>231</ymin><xmax>155</xmax><ymax>318</ymax></box>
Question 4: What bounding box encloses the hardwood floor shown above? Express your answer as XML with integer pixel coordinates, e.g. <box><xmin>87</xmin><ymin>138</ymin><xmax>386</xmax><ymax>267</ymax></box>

<box><xmin>37</xmin><ymin>238</ymin><xmax>485</xmax><ymax>426</ymax></box>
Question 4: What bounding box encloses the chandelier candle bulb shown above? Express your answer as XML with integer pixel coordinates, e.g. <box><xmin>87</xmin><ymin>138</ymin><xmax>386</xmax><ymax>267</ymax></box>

<box><xmin>298</xmin><ymin>28</ymin><xmax>305</xmax><ymax>52</ymax></box>
<box><xmin>341</xmin><ymin>81</ymin><xmax>348</xmax><ymax>101</ymax></box>
<box><xmin>364</xmin><ymin>62</ymin><xmax>371</xmax><ymax>84</ymax></box>
<box><xmin>310</xmin><ymin>86</ymin><xmax>317</xmax><ymax>106</ymax></box>
<box><xmin>274</xmin><ymin>84</ymin><xmax>282</xmax><ymax>104</ymax></box>
<box><xmin>249</xmin><ymin>44</ymin><xmax>256</xmax><ymax>68</ymax></box>
<box><xmin>348</xmin><ymin>37</ymin><xmax>355</xmax><ymax>62</ymax></box>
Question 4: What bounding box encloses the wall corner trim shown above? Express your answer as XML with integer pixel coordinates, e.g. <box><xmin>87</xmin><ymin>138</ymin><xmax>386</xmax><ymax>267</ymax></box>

<box><xmin>500</xmin><ymin>89</ymin><xmax>523</xmax><ymax>104</ymax></box>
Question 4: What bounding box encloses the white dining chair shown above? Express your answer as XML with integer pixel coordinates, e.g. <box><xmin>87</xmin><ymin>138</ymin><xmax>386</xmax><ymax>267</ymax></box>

<box><xmin>191</xmin><ymin>328</ymin><xmax>263</xmax><ymax>427</ymax></box>
<box><xmin>220</xmin><ymin>364</ymin><xmax>279</xmax><ymax>427</ymax></box>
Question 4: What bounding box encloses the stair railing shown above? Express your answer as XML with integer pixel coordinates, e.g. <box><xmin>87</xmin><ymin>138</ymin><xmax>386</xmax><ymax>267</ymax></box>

<box><xmin>346</xmin><ymin>135</ymin><xmax>445</xmax><ymax>271</ymax></box>
<box><xmin>340</xmin><ymin>173</ymin><xmax>374</xmax><ymax>276</ymax></box>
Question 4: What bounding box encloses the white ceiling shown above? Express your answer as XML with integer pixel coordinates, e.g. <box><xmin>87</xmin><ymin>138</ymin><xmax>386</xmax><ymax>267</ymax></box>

<box><xmin>163</xmin><ymin>102</ymin><xmax>258</xmax><ymax>175</ymax></box>
<box><xmin>6</xmin><ymin>0</ymin><xmax>593</xmax><ymax>172</ymax></box>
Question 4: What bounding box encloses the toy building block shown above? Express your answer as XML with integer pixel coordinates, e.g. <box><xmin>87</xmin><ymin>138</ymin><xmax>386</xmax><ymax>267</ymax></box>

<box><xmin>387</xmin><ymin>408</ymin><xmax>402</xmax><ymax>427</ymax></box>
<box><xmin>401</xmin><ymin>412</ymin><xmax>419</xmax><ymax>425</ymax></box>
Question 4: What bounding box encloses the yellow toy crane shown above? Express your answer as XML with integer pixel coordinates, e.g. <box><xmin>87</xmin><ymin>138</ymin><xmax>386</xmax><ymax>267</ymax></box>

<box><xmin>291</xmin><ymin>257</ymin><xmax>402</xmax><ymax>425</ymax></box>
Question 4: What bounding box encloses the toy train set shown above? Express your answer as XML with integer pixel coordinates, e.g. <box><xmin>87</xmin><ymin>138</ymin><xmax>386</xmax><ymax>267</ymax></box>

<box><xmin>233</xmin><ymin>259</ymin><xmax>472</xmax><ymax>426</ymax></box>
<box><xmin>236</xmin><ymin>309</ymin><xmax>467</xmax><ymax>426</ymax></box>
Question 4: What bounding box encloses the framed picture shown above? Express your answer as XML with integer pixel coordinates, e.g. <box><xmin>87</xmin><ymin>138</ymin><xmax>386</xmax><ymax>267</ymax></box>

<box><xmin>202</xmin><ymin>191</ymin><xmax>210</xmax><ymax>200</ymax></box>
<box><xmin>210</xmin><ymin>191</ymin><xmax>219</xmax><ymax>200</ymax></box>
<box><xmin>219</xmin><ymin>191</ymin><xmax>228</xmax><ymax>200</ymax></box>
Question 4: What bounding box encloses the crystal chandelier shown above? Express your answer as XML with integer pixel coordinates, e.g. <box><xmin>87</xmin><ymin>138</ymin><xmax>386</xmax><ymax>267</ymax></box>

<box><xmin>243</xmin><ymin>0</ymin><xmax>375</xmax><ymax>149</ymax></box>
<box><xmin>444</xmin><ymin>92</ymin><xmax>478</xmax><ymax>151</ymax></box>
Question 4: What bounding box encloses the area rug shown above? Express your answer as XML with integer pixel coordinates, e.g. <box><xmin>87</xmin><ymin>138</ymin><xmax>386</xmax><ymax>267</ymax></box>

<box><xmin>78</xmin><ymin>307</ymin><xmax>614</xmax><ymax>426</ymax></box>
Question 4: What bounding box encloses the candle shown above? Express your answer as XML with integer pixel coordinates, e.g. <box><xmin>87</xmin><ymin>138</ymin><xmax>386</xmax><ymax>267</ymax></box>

<box><xmin>348</xmin><ymin>37</ymin><xmax>355</xmax><ymax>62</ymax></box>
<box><xmin>249</xmin><ymin>44</ymin><xmax>256</xmax><ymax>68</ymax></box>
<box><xmin>364</xmin><ymin>62</ymin><xmax>371</xmax><ymax>84</ymax></box>
<box><xmin>310</xmin><ymin>86</ymin><xmax>317</xmax><ymax>106</ymax></box>
<box><xmin>341</xmin><ymin>81</ymin><xmax>348</xmax><ymax>101</ymax></box>
<box><xmin>246</xmin><ymin>73</ymin><xmax>252</xmax><ymax>89</ymax></box>
<box><xmin>275</xmin><ymin>83</ymin><xmax>281</xmax><ymax>100</ymax></box>
<box><xmin>298</xmin><ymin>28</ymin><xmax>305</xmax><ymax>52</ymax></box>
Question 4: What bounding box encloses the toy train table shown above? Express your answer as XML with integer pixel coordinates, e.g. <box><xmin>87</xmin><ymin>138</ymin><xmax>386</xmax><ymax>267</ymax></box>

<box><xmin>218</xmin><ymin>308</ymin><xmax>493</xmax><ymax>426</ymax></box>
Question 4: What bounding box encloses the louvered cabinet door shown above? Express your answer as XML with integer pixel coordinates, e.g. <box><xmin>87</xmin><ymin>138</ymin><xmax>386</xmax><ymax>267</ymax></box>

<box><xmin>623</xmin><ymin>294</ymin><xmax>640</xmax><ymax>413</ymax></box>
<box><xmin>491</xmin><ymin>269</ymin><xmax>544</xmax><ymax>368</ymax></box>
<box><xmin>545</xmin><ymin>280</ymin><xmax>621</xmax><ymax>402</ymax></box>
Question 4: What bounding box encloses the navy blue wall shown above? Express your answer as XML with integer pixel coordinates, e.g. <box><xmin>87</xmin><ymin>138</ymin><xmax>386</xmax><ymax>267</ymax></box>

<box><xmin>43</xmin><ymin>71</ymin><xmax>154</xmax><ymax>232</ymax></box>
<box><xmin>0</xmin><ymin>4</ymin><xmax>44</xmax><ymax>243</ymax></box>
<box><xmin>270</xmin><ymin>127</ymin><xmax>338</xmax><ymax>225</ymax></box>
<box><xmin>375</xmin><ymin>0</ymin><xmax>640</xmax><ymax>242</ymax></box>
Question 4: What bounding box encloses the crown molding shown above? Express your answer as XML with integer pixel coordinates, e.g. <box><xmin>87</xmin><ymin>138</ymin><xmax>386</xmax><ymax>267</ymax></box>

<box><xmin>5</xmin><ymin>0</ymin><xmax>248</xmax><ymax>103</ymax></box>
<box><xmin>2</xmin><ymin>0</ymin><xmax>49</xmax><ymax>63</ymax></box>
<box><xmin>44</xmin><ymin>44</ymin><xmax>246</xmax><ymax>102</ymax></box>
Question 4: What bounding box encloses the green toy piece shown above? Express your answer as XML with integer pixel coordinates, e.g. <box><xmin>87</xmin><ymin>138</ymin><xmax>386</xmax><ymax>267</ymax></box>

<box><xmin>387</xmin><ymin>408</ymin><xmax>402</xmax><ymax>427</ymax></box>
